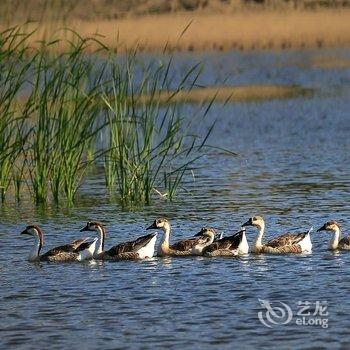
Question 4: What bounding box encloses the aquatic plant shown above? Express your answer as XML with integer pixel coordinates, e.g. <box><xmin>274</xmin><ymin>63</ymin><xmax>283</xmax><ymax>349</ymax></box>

<box><xmin>24</xmin><ymin>34</ymin><xmax>106</xmax><ymax>204</ymax></box>
<box><xmin>0</xmin><ymin>26</ymin><xmax>32</xmax><ymax>201</ymax></box>
<box><xmin>101</xmin><ymin>53</ymin><xmax>213</xmax><ymax>206</ymax></box>
<box><xmin>0</xmin><ymin>25</ymin><xmax>216</xmax><ymax>208</ymax></box>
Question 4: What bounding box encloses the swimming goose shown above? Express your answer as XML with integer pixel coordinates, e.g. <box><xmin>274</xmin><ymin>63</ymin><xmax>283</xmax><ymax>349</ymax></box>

<box><xmin>20</xmin><ymin>225</ymin><xmax>97</xmax><ymax>262</ymax></box>
<box><xmin>317</xmin><ymin>220</ymin><xmax>350</xmax><ymax>250</ymax></box>
<box><xmin>178</xmin><ymin>226</ymin><xmax>217</xmax><ymax>255</ymax></box>
<box><xmin>194</xmin><ymin>228</ymin><xmax>223</xmax><ymax>242</ymax></box>
<box><xmin>146</xmin><ymin>218</ymin><xmax>215</xmax><ymax>256</ymax></box>
<box><xmin>80</xmin><ymin>221</ymin><xmax>157</xmax><ymax>260</ymax></box>
<box><xmin>242</xmin><ymin>216</ymin><xmax>312</xmax><ymax>254</ymax></box>
<box><xmin>202</xmin><ymin>228</ymin><xmax>249</xmax><ymax>256</ymax></box>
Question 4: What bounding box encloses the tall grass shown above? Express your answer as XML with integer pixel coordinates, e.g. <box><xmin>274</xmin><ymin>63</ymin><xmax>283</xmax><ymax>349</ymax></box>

<box><xmin>25</xmin><ymin>38</ymin><xmax>104</xmax><ymax>204</ymax></box>
<box><xmin>0</xmin><ymin>116</ymin><xmax>28</xmax><ymax>201</ymax></box>
<box><xmin>0</xmin><ymin>25</ymin><xmax>216</xmax><ymax>208</ymax></box>
<box><xmin>0</xmin><ymin>27</ymin><xmax>32</xmax><ymax>201</ymax></box>
<box><xmin>101</xmin><ymin>53</ymin><xmax>213</xmax><ymax>206</ymax></box>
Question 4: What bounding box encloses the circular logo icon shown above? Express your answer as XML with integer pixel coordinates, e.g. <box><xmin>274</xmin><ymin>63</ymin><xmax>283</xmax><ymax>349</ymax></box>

<box><xmin>258</xmin><ymin>299</ymin><xmax>293</xmax><ymax>328</ymax></box>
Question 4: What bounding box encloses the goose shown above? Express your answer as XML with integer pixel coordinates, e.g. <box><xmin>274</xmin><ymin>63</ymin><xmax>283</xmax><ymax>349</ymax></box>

<box><xmin>317</xmin><ymin>220</ymin><xmax>350</xmax><ymax>250</ymax></box>
<box><xmin>202</xmin><ymin>228</ymin><xmax>249</xmax><ymax>257</ymax></box>
<box><xmin>242</xmin><ymin>216</ymin><xmax>312</xmax><ymax>254</ymax></box>
<box><xmin>20</xmin><ymin>225</ymin><xmax>97</xmax><ymax>262</ymax></box>
<box><xmin>194</xmin><ymin>228</ymin><xmax>223</xmax><ymax>241</ymax></box>
<box><xmin>146</xmin><ymin>218</ymin><xmax>215</xmax><ymax>256</ymax></box>
<box><xmin>80</xmin><ymin>221</ymin><xmax>157</xmax><ymax>260</ymax></box>
<box><xmin>176</xmin><ymin>226</ymin><xmax>218</xmax><ymax>255</ymax></box>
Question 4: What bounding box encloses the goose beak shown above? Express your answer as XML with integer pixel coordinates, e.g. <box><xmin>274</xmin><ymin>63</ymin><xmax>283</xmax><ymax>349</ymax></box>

<box><xmin>146</xmin><ymin>222</ymin><xmax>157</xmax><ymax>230</ymax></box>
<box><xmin>20</xmin><ymin>229</ymin><xmax>29</xmax><ymax>235</ymax></box>
<box><xmin>242</xmin><ymin>219</ymin><xmax>252</xmax><ymax>227</ymax></box>
<box><xmin>317</xmin><ymin>224</ymin><xmax>326</xmax><ymax>232</ymax></box>
<box><xmin>80</xmin><ymin>225</ymin><xmax>89</xmax><ymax>232</ymax></box>
<box><xmin>194</xmin><ymin>228</ymin><xmax>206</xmax><ymax>237</ymax></box>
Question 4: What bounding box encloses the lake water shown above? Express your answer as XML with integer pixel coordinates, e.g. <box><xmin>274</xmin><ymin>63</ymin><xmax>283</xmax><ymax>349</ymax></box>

<box><xmin>1</xmin><ymin>49</ymin><xmax>350</xmax><ymax>349</ymax></box>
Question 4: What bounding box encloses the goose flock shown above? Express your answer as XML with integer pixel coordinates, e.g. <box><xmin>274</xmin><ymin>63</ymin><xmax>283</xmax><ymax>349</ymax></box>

<box><xmin>20</xmin><ymin>217</ymin><xmax>349</xmax><ymax>262</ymax></box>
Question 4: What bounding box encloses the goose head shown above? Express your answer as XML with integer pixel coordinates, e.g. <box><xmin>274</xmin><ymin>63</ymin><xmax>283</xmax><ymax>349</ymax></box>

<box><xmin>20</xmin><ymin>224</ymin><xmax>44</xmax><ymax>259</ymax></box>
<box><xmin>195</xmin><ymin>227</ymin><xmax>217</xmax><ymax>239</ymax></box>
<box><xmin>146</xmin><ymin>218</ymin><xmax>170</xmax><ymax>232</ymax></box>
<box><xmin>242</xmin><ymin>215</ymin><xmax>265</xmax><ymax>230</ymax></box>
<box><xmin>20</xmin><ymin>225</ymin><xmax>43</xmax><ymax>240</ymax></box>
<box><xmin>80</xmin><ymin>221</ymin><xmax>106</xmax><ymax>253</ymax></box>
<box><xmin>317</xmin><ymin>220</ymin><xmax>340</xmax><ymax>233</ymax></box>
<box><xmin>80</xmin><ymin>221</ymin><xmax>104</xmax><ymax>233</ymax></box>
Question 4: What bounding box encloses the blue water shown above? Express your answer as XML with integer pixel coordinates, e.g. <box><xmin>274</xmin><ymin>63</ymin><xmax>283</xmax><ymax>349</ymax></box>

<box><xmin>1</xmin><ymin>49</ymin><xmax>350</xmax><ymax>349</ymax></box>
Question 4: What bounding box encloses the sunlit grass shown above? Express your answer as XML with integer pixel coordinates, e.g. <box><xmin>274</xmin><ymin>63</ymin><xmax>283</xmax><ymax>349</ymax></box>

<box><xmin>2</xmin><ymin>9</ymin><xmax>350</xmax><ymax>53</ymax></box>
<box><xmin>101</xmin><ymin>51</ymin><xmax>215</xmax><ymax>206</ymax></box>
<box><xmin>0</xmin><ymin>25</ymin><xmax>217</xmax><ymax>207</ymax></box>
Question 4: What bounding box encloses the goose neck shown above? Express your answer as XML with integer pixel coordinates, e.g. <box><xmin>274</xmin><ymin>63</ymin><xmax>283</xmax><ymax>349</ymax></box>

<box><xmin>252</xmin><ymin>223</ymin><xmax>265</xmax><ymax>252</ymax></box>
<box><xmin>329</xmin><ymin>227</ymin><xmax>341</xmax><ymax>250</ymax></box>
<box><xmin>95</xmin><ymin>225</ymin><xmax>106</xmax><ymax>255</ymax></box>
<box><xmin>29</xmin><ymin>230</ymin><xmax>43</xmax><ymax>261</ymax></box>
<box><xmin>158</xmin><ymin>223</ymin><xmax>171</xmax><ymax>255</ymax></box>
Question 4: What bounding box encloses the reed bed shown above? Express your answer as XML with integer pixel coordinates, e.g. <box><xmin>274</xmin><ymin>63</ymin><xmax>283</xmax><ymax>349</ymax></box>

<box><xmin>0</xmin><ymin>25</ymin><xmax>215</xmax><ymax>208</ymax></box>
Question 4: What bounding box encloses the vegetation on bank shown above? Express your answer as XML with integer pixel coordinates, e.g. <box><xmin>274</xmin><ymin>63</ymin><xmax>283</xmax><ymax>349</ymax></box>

<box><xmin>1</xmin><ymin>1</ymin><xmax>350</xmax><ymax>53</ymax></box>
<box><xmin>0</xmin><ymin>25</ymin><xmax>216</xmax><ymax>208</ymax></box>
<box><xmin>1</xmin><ymin>0</ymin><xmax>350</xmax><ymax>23</ymax></box>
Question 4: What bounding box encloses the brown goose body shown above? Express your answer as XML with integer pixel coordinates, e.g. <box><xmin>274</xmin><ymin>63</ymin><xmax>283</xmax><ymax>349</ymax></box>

<box><xmin>157</xmin><ymin>236</ymin><xmax>206</xmax><ymax>257</ymax></box>
<box><xmin>203</xmin><ymin>229</ymin><xmax>247</xmax><ymax>257</ymax></box>
<box><xmin>158</xmin><ymin>236</ymin><xmax>215</xmax><ymax>257</ymax></box>
<box><xmin>20</xmin><ymin>225</ymin><xmax>96</xmax><ymax>262</ymax></box>
<box><xmin>146</xmin><ymin>219</ymin><xmax>215</xmax><ymax>257</ymax></box>
<box><xmin>102</xmin><ymin>233</ymin><xmax>157</xmax><ymax>260</ymax></box>
<box><xmin>39</xmin><ymin>244</ymin><xmax>81</xmax><ymax>262</ymax></box>
<box><xmin>158</xmin><ymin>245</ymin><xmax>196</xmax><ymax>257</ymax></box>
<box><xmin>80</xmin><ymin>222</ymin><xmax>157</xmax><ymax>260</ymax></box>
<box><xmin>38</xmin><ymin>235</ymin><xmax>96</xmax><ymax>261</ymax></box>
<box><xmin>170</xmin><ymin>237</ymin><xmax>203</xmax><ymax>251</ymax></box>
<box><xmin>265</xmin><ymin>231</ymin><xmax>309</xmax><ymax>249</ymax></box>
<box><xmin>265</xmin><ymin>233</ymin><xmax>300</xmax><ymax>248</ymax></box>
<box><xmin>338</xmin><ymin>236</ymin><xmax>350</xmax><ymax>250</ymax></box>
<box><xmin>170</xmin><ymin>229</ymin><xmax>215</xmax><ymax>255</ymax></box>
<box><xmin>256</xmin><ymin>231</ymin><xmax>311</xmax><ymax>254</ymax></box>
<box><xmin>242</xmin><ymin>216</ymin><xmax>312</xmax><ymax>254</ymax></box>
<box><xmin>258</xmin><ymin>243</ymin><xmax>302</xmax><ymax>254</ymax></box>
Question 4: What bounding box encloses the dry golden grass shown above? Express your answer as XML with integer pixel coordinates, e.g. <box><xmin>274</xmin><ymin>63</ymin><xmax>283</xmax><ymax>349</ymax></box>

<box><xmin>8</xmin><ymin>9</ymin><xmax>350</xmax><ymax>53</ymax></box>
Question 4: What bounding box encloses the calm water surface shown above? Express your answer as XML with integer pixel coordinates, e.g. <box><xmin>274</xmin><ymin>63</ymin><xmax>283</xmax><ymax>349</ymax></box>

<box><xmin>1</xmin><ymin>49</ymin><xmax>350</xmax><ymax>349</ymax></box>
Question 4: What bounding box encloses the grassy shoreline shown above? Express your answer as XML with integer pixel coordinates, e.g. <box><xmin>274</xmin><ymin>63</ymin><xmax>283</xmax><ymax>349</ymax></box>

<box><xmin>4</xmin><ymin>9</ymin><xmax>350</xmax><ymax>53</ymax></box>
<box><xmin>0</xmin><ymin>27</ymin><xmax>218</xmax><ymax>208</ymax></box>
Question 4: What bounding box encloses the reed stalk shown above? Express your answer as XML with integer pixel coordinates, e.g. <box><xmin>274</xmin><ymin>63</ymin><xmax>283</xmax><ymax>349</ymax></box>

<box><xmin>0</xmin><ymin>25</ymin><xmax>217</xmax><ymax>208</ymax></box>
<box><xmin>101</xmin><ymin>54</ymin><xmax>213</xmax><ymax>207</ymax></box>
